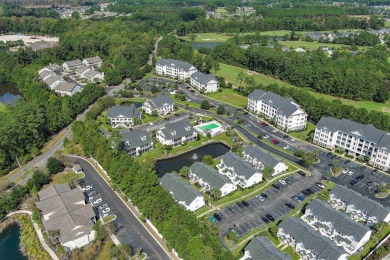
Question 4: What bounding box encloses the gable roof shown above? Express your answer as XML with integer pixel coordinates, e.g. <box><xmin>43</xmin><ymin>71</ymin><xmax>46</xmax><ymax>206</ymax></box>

<box><xmin>122</xmin><ymin>129</ymin><xmax>152</xmax><ymax>150</ymax></box>
<box><xmin>55</xmin><ymin>82</ymin><xmax>78</xmax><ymax>93</ymax></box>
<box><xmin>316</xmin><ymin>116</ymin><xmax>387</xmax><ymax>144</ymax></box>
<box><xmin>38</xmin><ymin>184</ymin><xmax>71</xmax><ymax>201</ymax></box>
<box><xmin>306</xmin><ymin>199</ymin><xmax>371</xmax><ymax>242</ymax></box>
<box><xmin>160</xmin><ymin>172</ymin><xmax>202</xmax><ymax>205</ymax></box>
<box><xmin>144</xmin><ymin>95</ymin><xmax>174</xmax><ymax>110</ymax></box>
<box><xmin>248</xmin><ymin>90</ymin><xmax>303</xmax><ymax>117</ymax></box>
<box><xmin>156</xmin><ymin>58</ymin><xmax>195</xmax><ymax>72</ymax></box>
<box><xmin>45</xmin><ymin>63</ymin><xmax>61</xmax><ymax>71</ymax></box>
<box><xmin>279</xmin><ymin>217</ymin><xmax>347</xmax><ymax>260</ymax></box>
<box><xmin>330</xmin><ymin>185</ymin><xmax>390</xmax><ymax>221</ymax></box>
<box><xmin>75</xmin><ymin>65</ymin><xmax>90</xmax><ymax>75</ymax></box>
<box><xmin>63</xmin><ymin>59</ymin><xmax>82</xmax><ymax>68</ymax></box>
<box><xmin>83</xmin><ymin>69</ymin><xmax>102</xmax><ymax>80</ymax></box>
<box><xmin>190</xmin><ymin>71</ymin><xmax>217</xmax><ymax>84</ymax></box>
<box><xmin>245</xmin><ymin>237</ymin><xmax>292</xmax><ymax>260</ymax></box>
<box><xmin>39</xmin><ymin>70</ymin><xmax>56</xmax><ymax>80</ymax></box>
<box><xmin>189</xmin><ymin>162</ymin><xmax>232</xmax><ymax>189</ymax></box>
<box><xmin>83</xmin><ymin>56</ymin><xmax>102</xmax><ymax>64</ymax></box>
<box><xmin>43</xmin><ymin>74</ymin><xmax>63</xmax><ymax>86</ymax></box>
<box><xmin>221</xmin><ymin>152</ymin><xmax>259</xmax><ymax>180</ymax></box>
<box><xmin>243</xmin><ymin>145</ymin><xmax>280</xmax><ymax>168</ymax></box>
<box><xmin>107</xmin><ymin>105</ymin><xmax>140</xmax><ymax>119</ymax></box>
<box><xmin>159</xmin><ymin>119</ymin><xmax>195</xmax><ymax>140</ymax></box>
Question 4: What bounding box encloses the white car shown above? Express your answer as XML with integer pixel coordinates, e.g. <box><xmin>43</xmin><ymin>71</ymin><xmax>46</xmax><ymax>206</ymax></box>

<box><xmin>342</xmin><ymin>168</ymin><xmax>349</xmax><ymax>174</ymax></box>
<box><xmin>102</xmin><ymin>207</ymin><xmax>111</xmax><ymax>214</ymax></box>
<box><xmin>279</xmin><ymin>180</ymin><xmax>287</xmax><ymax>185</ymax></box>
<box><xmin>283</xmin><ymin>145</ymin><xmax>290</xmax><ymax>150</ymax></box>
<box><xmin>257</xmin><ymin>195</ymin><xmax>265</xmax><ymax>202</ymax></box>
<box><xmin>272</xmin><ymin>129</ymin><xmax>277</xmax><ymax>132</ymax></box>
<box><xmin>93</xmin><ymin>198</ymin><xmax>102</xmax><ymax>205</ymax></box>
<box><xmin>82</xmin><ymin>185</ymin><xmax>92</xmax><ymax>191</ymax></box>
<box><xmin>316</xmin><ymin>182</ymin><xmax>327</xmax><ymax>189</ymax></box>
<box><xmin>347</xmin><ymin>171</ymin><xmax>353</xmax><ymax>176</ymax></box>
<box><xmin>264</xmin><ymin>135</ymin><xmax>269</xmax><ymax>138</ymax></box>
<box><xmin>290</xmin><ymin>138</ymin><xmax>295</xmax><ymax>142</ymax></box>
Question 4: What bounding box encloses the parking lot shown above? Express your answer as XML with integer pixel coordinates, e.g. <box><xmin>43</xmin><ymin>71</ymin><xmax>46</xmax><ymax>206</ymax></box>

<box><xmin>214</xmin><ymin>173</ymin><xmax>323</xmax><ymax>238</ymax></box>
<box><xmin>78</xmin><ymin>177</ymin><xmax>142</xmax><ymax>254</ymax></box>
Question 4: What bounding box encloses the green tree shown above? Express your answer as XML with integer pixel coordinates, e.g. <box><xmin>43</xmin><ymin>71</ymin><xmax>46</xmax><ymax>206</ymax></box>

<box><xmin>375</xmin><ymin>246</ymin><xmax>388</xmax><ymax>257</ymax></box>
<box><xmin>180</xmin><ymin>166</ymin><xmax>190</xmax><ymax>178</ymax></box>
<box><xmin>217</xmin><ymin>105</ymin><xmax>225</xmax><ymax>115</ymax></box>
<box><xmin>263</xmin><ymin>166</ymin><xmax>274</xmax><ymax>179</ymax></box>
<box><xmin>152</xmin><ymin>110</ymin><xmax>158</xmax><ymax>117</ymax></box>
<box><xmin>188</xmin><ymin>33</ymin><xmax>196</xmax><ymax>41</ymax></box>
<box><xmin>71</xmin><ymin>11</ymin><xmax>80</xmax><ymax>19</ymax></box>
<box><xmin>210</xmin><ymin>188</ymin><xmax>221</xmax><ymax>201</ymax></box>
<box><xmin>46</xmin><ymin>157</ymin><xmax>64</xmax><ymax>175</ymax></box>
<box><xmin>200</xmin><ymin>100</ymin><xmax>210</xmax><ymax>110</ymax></box>
<box><xmin>236</xmin><ymin>71</ymin><xmax>245</xmax><ymax>92</ymax></box>
<box><xmin>202</xmin><ymin>155</ymin><xmax>214</xmax><ymax>166</ymax></box>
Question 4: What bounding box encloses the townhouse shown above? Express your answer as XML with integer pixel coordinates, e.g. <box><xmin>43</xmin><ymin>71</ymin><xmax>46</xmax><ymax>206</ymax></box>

<box><xmin>82</xmin><ymin>56</ymin><xmax>103</xmax><ymax>68</ymax></box>
<box><xmin>121</xmin><ymin>129</ymin><xmax>153</xmax><ymax>156</ymax></box>
<box><xmin>216</xmin><ymin>152</ymin><xmax>262</xmax><ymax>188</ymax></box>
<box><xmin>189</xmin><ymin>162</ymin><xmax>237</xmax><ymax>197</ymax></box>
<box><xmin>242</xmin><ymin>145</ymin><xmax>288</xmax><ymax>175</ymax></box>
<box><xmin>277</xmin><ymin>217</ymin><xmax>348</xmax><ymax>260</ymax></box>
<box><xmin>302</xmin><ymin>199</ymin><xmax>372</xmax><ymax>254</ymax></box>
<box><xmin>190</xmin><ymin>71</ymin><xmax>219</xmax><ymax>93</ymax></box>
<box><xmin>160</xmin><ymin>172</ymin><xmax>205</xmax><ymax>211</ymax></box>
<box><xmin>329</xmin><ymin>185</ymin><xmax>390</xmax><ymax>227</ymax></box>
<box><xmin>39</xmin><ymin>65</ymin><xmax>81</xmax><ymax>96</ymax></box>
<box><xmin>35</xmin><ymin>184</ymin><xmax>96</xmax><ymax>250</ymax></box>
<box><xmin>54</xmin><ymin>81</ymin><xmax>81</xmax><ymax>96</ymax></box>
<box><xmin>62</xmin><ymin>59</ymin><xmax>82</xmax><ymax>71</ymax></box>
<box><xmin>107</xmin><ymin>104</ymin><xmax>141</xmax><ymax>128</ymax></box>
<box><xmin>142</xmin><ymin>95</ymin><xmax>175</xmax><ymax>116</ymax></box>
<box><xmin>313</xmin><ymin>116</ymin><xmax>390</xmax><ymax>170</ymax></box>
<box><xmin>156</xmin><ymin>120</ymin><xmax>197</xmax><ymax>147</ymax></box>
<box><xmin>155</xmin><ymin>58</ymin><xmax>197</xmax><ymax>80</ymax></box>
<box><xmin>75</xmin><ymin>65</ymin><xmax>104</xmax><ymax>82</ymax></box>
<box><xmin>242</xmin><ymin>237</ymin><xmax>291</xmax><ymax>260</ymax></box>
<box><xmin>40</xmin><ymin>63</ymin><xmax>62</xmax><ymax>74</ymax></box>
<box><xmin>247</xmin><ymin>90</ymin><xmax>307</xmax><ymax>132</ymax></box>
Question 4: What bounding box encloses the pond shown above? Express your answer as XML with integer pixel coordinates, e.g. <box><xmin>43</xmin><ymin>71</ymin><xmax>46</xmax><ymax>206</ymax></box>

<box><xmin>191</xmin><ymin>42</ymin><xmax>225</xmax><ymax>50</ymax></box>
<box><xmin>155</xmin><ymin>142</ymin><xmax>230</xmax><ymax>177</ymax></box>
<box><xmin>0</xmin><ymin>223</ymin><xmax>27</xmax><ymax>260</ymax></box>
<box><xmin>119</xmin><ymin>101</ymin><xmax>143</xmax><ymax>108</ymax></box>
<box><xmin>0</xmin><ymin>82</ymin><xmax>21</xmax><ymax>106</ymax></box>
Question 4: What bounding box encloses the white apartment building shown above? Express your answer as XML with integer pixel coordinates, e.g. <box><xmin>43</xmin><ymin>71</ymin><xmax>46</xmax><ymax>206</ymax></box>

<box><xmin>277</xmin><ymin>217</ymin><xmax>348</xmax><ymax>260</ymax></box>
<box><xmin>142</xmin><ymin>95</ymin><xmax>175</xmax><ymax>116</ymax></box>
<box><xmin>216</xmin><ymin>152</ymin><xmax>262</xmax><ymax>188</ymax></box>
<box><xmin>313</xmin><ymin>116</ymin><xmax>390</xmax><ymax>170</ymax></box>
<box><xmin>107</xmin><ymin>105</ymin><xmax>141</xmax><ymax>128</ymax></box>
<box><xmin>247</xmin><ymin>90</ymin><xmax>307</xmax><ymax>132</ymax></box>
<box><xmin>82</xmin><ymin>56</ymin><xmax>103</xmax><ymax>68</ymax></box>
<box><xmin>189</xmin><ymin>162</ymin><xmax>237</xmax><ymax>197</ymax></box>
<box><xmin>329</xmin><ymin>185</ymin><xmax>390</xmax><ymax>227</ymax></box>
<box><xmin>302</xmin><ymin>199</ymin><xmax>372</xmax><ymax>254</ymax></box>
<box><xmin>160</xmin><ymin>172</ymin><xmax>205</xmax><ymax>211</ymax></box>
<box><xmin>62</xmin><ymin>59</ymin><xmax>82</xmax><ymax>71</ymax></box>
<box><xmin>156</xmin><ymin>120</ymin><xmax>197</xmax><ymax>147</ymax></box>
<box><xmin>155</xmin><ymin>58</ymin><xmax>197</xmax><ymax>80</ymax></box>
<box><xmin>242</xmin><ymin>145</ymin><xmax>288</xmax><ymax>175</ymax></box>
<box><xmin>190</xmin><ymin>71</ymin><xmax>219</xmax><ymax>93</ymax></box>
<box><xmin>75</xmin><ymin>65</ymin><xmax>104</xmax><ymax>82</ymax></box>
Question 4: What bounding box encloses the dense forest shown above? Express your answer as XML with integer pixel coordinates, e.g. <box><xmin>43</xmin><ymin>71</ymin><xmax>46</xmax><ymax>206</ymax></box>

<box><xmin>71</xmin><ymin>120</ymin><xmax>232</xmax><ymax>260</ymax></box>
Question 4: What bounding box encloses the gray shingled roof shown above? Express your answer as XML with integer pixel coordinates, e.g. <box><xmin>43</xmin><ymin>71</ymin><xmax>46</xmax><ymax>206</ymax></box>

<box><xmin>160</xmin><ymin>172</ymin><xmax>202</xmax><ymax>206</ymax></box>
<box><xmin>83</xmin><ymin>56</ymin><xmax>102</xmax><ymax>64</ymax></box>
<box><xmin>38</xmin><ymin>184</ymin><xmax>71</xmax><ymax>201</ymax></box>
<box><xmin>189</xmin><ymin>162</ymin><xmax>232</xmax><ymax>189</ymax></box>
<box><xmin>248</xmin><ymin>90</ymin><xmax>303</xmax><ymax>117</ymax></box>
<box><xmin>122</xmin><ymin>129</ymin><xmax>152</xmax><ymax>150</ymax></box>
<box><xmin>156</xmin><ymin>58</ymin><xmax>194</xmax><ymax>71</ymax></box>
<box><xmin>39</xmin><ymin>70</ymin><xmax>56</xmax><ymax>80</ymax></box>
<box><xmin>279</xmin><ymin>217</ymin><xmax>346</xmax><ymax>260</ymax></box>
<box><xmin>245</xmin><ymin>237</ymin><xmax>292</xmax><ymax>260</ymax></box>
<box><xmin>190</xmin><ymin>71</ymin><xmax>217</xmax><ymax>84</ymax></box>
<box><xmin>75</xmin><ymin>65</ymin><xmax>90</xmax><ymax>75</ymax></box>
<box><xmin>144</xmin><ymin>95</ymin><xmax>174</xmax><ymax>110</ymax></box>
<box><xmin>306</xmin><ymin>199</ymin><xmax>371</xmax><ymax>242</ymax></box>
<box><xmin>45</xmin><ymin>63</ymin><xmax>61</xmax><ymax>71</ymax></box>
<box><xmin>63</xmin><ymin>59</ymin><xmax>82</xmax><ymax>68</ymax></box>
<box><xmin>331</xmin><ymin>185</ymin><xmax>390</xmax><ymax>222</ymax></box>
<box><xmin>221</xmin><ymin>152</ymin><xmax>258</xmax><ymax>180</ymax></box>
<box><xmin>159</xmin><ymin>119</ymin><xmax>195</xmax><ymax>140</ymax></box>
<box><xmin>55</xmin><ymin>82</ymin><xmax>78</xmax><ymax>92</ymax></box>
<box><xmin>83</xmin><ymin>69</ymin><xmax>101</xmax><ymax>80</ymax></box>
<box><xmin>243</xmin><ymin>145</ymin><xmax>280</xmax><ymax>168</ymax></box>
<box><xmin>43</xmin><ymin>74</ymin><xmax>62</xmax><ymax>86</ymax></box>
<box><xmin>316</xmin><ymin>116</ymin><xmax>388</xmax><ymax>145</ymax></box>
<box><xmin>107</xmin><ymin>105</ymin><xmax>140</xmax><ymax>119</ymax></box>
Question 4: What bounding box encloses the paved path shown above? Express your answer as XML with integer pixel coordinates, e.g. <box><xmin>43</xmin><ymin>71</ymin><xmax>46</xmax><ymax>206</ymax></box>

<box><xmin>7</xmin><ymin>210</ymin><xmax>59</xmax><ymax>260</ymax></box>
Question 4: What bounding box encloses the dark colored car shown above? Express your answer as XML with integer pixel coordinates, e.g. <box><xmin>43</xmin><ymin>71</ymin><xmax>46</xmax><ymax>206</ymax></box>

<box><xmin>301</xmin><ymin>190</ymin><xmax>310</xmax><ymax>196</ymax></box>
<box><xmin>344</xmin><ymin>160</ymin><xmax>351</xmax><ymax>164</ymax></box>
<box><xmin>237</xmin><ymin>202</ymin><xmax>245</xmax><ymax>208</ymax></box>
<box><xmin>260</xmin><ymin>193</ymin><xmax>268</xmax><ymax>198</ymax></box>
<box><xmin>214</xmin><ymin>213</ymin><xmax>222</xmax><ymax>221</ymax></box>
<box><xmin>228</xmin><ymin>206</ymin><xmax>237</xmax><ymax>214</ymax></box>
<box><xmin>283</xmin><ymin>135</ymin><xmax>289</xmax><ymax>139</ymax></box>
<box><xmin>350</xmin><ymin>175</ymin><xmax>365</xmax><ymax>186</ymax></box>
<box><xmin>321</xmin><ymin>176</ymin><xmax>328</xmax><ymax>181</ymax></box>
<box><xmin>241</xmin><ymin>200</ymin><xmax>250</xmax><ymax>207</ymax></box>
<box><xmin>306</xmin><ymin>188</ymin><xmax>314</xmax><ymax>195</ymax></box>
<box><xmin>298</xmin><ymin>171</ymin><xmax>306</xmax><ymax>177</ymax></box>
<box><xmin>260</xmin><ymin>121</ymin><xmax>268</xmax><ymax>127</ymax></box>
<box><xmin>285</xmin><ymin>203</ymin><xmax>295</xmax><ymax>209</ymax></box>
<box><xmin>266</xmin><ymin>214</ymin><xmax>275</xmax><ymax>222</ymax></box>
<box><xmin>261</xmin><ymin>217</ymin><xmax>270</xmax><ymax>224</ymax></box>
<box><xmin>327</xmin><ymin>152</ymin><xmax>332</xmax><ymax>157</ymax></box>
<box><xmin>271</xmin><ymin>139</ymin><xmax>280</xmax><ymax>144</ymax></box>
<box><xmin>272</xmin><ymin>184</ymin><xmax>280</xmax><ymax>190</ymax></box>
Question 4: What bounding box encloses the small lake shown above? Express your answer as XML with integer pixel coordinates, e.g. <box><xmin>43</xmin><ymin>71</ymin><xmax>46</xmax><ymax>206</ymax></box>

<box><xmin>0</xmin><ymin>82</ymin><xmax>21</xmax><ymax>106</ymax></box>
<box><xmin>120</xmin><ymin>101</ymin><xmax>143</xmax><ymax>108</ymax></box>
<box><xmin>0</xmin><ymin>224</ymin><xmax>27</xmax><ymax>260</ymax></box>
<box><xmin>191</xmin><ymin>42</ymin><xmax>225</xmax><ymax>50</ymax></box>
<box><xmin>155</xmin><ymin>142</ymin><xmax>230</xmax><ymax>177</ymax></box>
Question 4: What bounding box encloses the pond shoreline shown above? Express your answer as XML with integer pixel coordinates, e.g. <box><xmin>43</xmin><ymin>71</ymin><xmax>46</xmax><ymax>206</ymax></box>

<box><xmin>0</xmin><ymin>218</ymin><xmax>28</xmax><ymax>258</ymax></box>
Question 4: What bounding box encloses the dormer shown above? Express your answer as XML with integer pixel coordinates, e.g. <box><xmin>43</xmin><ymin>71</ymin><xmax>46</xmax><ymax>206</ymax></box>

<box><xmin>141</xmin><ymin>136</ymin><xmax>146</xmax><ymax>141</ymax></box>
<box><xmin>185</xmin><ymin>126</ymin><xmax>190</xmax><ymax>131</ymax></box>
<box><xmin>171</xmin><ymin>131</ymin><xmax>176</xmax><ymax>136</ymax></box>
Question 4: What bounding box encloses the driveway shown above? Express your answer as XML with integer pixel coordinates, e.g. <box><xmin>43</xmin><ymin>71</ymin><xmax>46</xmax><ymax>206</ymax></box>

<box><xmin>71</xmin><ymin>157</ymin><xmax>171</xmax><ymax>260</ymax></box>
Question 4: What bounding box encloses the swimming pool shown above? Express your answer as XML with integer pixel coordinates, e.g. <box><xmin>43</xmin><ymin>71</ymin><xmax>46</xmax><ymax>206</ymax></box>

<box><xmin>195</xmin><ymin>121</ymin><xmax>225</xmax><ymax>137</ymax></box>
<box><xmin>198</xmin><ymin>123</ymin><xmax>219</xmax><ymax>131</ymax></box>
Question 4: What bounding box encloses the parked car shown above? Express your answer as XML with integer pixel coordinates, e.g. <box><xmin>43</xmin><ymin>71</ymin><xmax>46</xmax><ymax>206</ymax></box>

<box><xmin>265</xmin><ymin>214</ymin><xmax>275</xmax><ymax>222</ymax></box>
<box><xmin>261</xmin><ymin>217</ymin><xmax>270</xmax><ymax>224</ymax></box>
<box><xmin>283</xmin><ymin>145</ymin><xmax>290</xmax><ymax>150</ymax></box>
<box><xmin>293</xmin><ymin>194</ymin><xmax>305</xmax><ymax>202</ymax></box>
<box><xmin>257</xmin><ymin>195</ymin><xmax>265</xmax><ymax>202</ymax></box>
<box><xmin>316</xmin><ymin>182</ymin><xmax>326</xmax><ymax>189</ymax></box>
<box><xmin>271</xmin><ymin>139</ymin><xmax>279</xmax><ymax>144</ymax></box>
<box><xmin>272</xmin><ymin>184</ymin><xmax>280</xmax><ymax>190</ymax></box>
<box><xmin>102</xmin><ymin>207</ymin><xmax>111</xmax><ymax>214</ymax></box>
<box><xmin>371</xmin><ymin>170</ymin><xmax>378</xmax><ymax>175</ymax></box>
<box><xmin>301</xmin><ymin>190</ymin><xmax>310</xmax><ymax>196</ymax></box>
<box><xmin>241</xmin><ymin>200</ymin><xmax>250</xmax><ymax>207</ymax></box>
<box><xmin>237</xmin><ymin>202</ymin><xmax>245</xmax><ymax>208</ymax></box>
<box><xmin>283</xmin><ymin>135</ymin><xmax>289</xmax><ymax>139</ymax></box>
<box><xmin>366</xmin><ymin>185</ymin><xmax>376</xmax><ymax>192</ymax></box>
<box><xmin>260</xmin><ymin>193</ymin><xmax>268</xmax><ymax>198</ymax></box>
<box><xmin>228</xmin><ymin>206</ymin><xmax>237</xmax><ymax>214</ymax></box>
<box><xmin>82</xmin><ymin>185</ymin><xmax>92</xmax><ymax>191</ymax></box>
<box><xmin>86</xmin><ymin>190</ymin><xmax>98</xmax><ymax>197</ymax></box>
<box><xmin>279</xmin><ymin>180</ymin><xmax>287</xmax><ymax>185</ymax></box>
<box><xmin>350</xmin><ymin>175</ymin><xmax>365</xmax><ymax>186</ymax></box>
<box><xmin>305</xmin><ymin>188</ymin><xmax>314</xmax><ymax>195</ymax></box>
<box><xmin>98</xmin><ymin>203</ymin><xmax>109</xmax><ymax>210</ymax></box>
<box><xmin>347</xmin><ymin>171</ymin><xmax>353</xmax><ymax>176</ymax></box>
<box><xmin>298</xmin><ymin>171</ymin><xmax>306</xmax><ymax>177</ymax></box>
<box><xmin>260</xmin><ymin>121</ymin><xmax>268</xmax><ymax>127</ymax></box>
<box><xmin>264</xmin><ymin>135</ymin><xmax>269</xmax><ymax>138</ymax></box>
<box><xmin>209</xmin><ymin>216</ymin><xmax>217</xmax><ymax>223</ymax></box>
<box><xmin>344</xmin><ymin>160</ymin><xmax>351</xmax><ymax>164</ymax></box>
<box><xmin>342</xmin><ymin>168</ymin><xmax>349</xmax><ymax>174</ymax></box>
<box><xmin>214</xmin><ymin>213</ymin><xmax>222</xmax><ymax>221</ymax></box>
<box><xmin>285</xmin><ymin>203</ymin><xmax>295</xmax><ymax>209</ymax></box>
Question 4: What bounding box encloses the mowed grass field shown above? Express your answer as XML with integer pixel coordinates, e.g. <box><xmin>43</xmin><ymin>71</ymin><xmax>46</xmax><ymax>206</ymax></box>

<box><xmin>212</xmin><ymin>63</ymin><xmax>390</xmax><ymax>113</ymax></box>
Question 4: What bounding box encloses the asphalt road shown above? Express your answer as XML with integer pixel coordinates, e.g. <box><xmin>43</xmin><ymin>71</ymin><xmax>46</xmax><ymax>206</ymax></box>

<box><xmin>72</xmin><ymin>157</ymin><xmax>171</xmax><ymax>260</ymax></box>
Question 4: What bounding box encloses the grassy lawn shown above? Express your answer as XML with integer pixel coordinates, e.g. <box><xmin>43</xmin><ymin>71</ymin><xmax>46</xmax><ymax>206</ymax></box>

<box><xmin>385</xmin><ymin>21</ymin><xmax>390</xmax><ymax>28</ymax></box>
<box><xmin>51</xmin><ymin>170</ymin><xmax>83</xmax><ymax>184</ymax></box>
<box><xmin>102</xmin><ymin>215</ymin><xmax>116</xmax><ymax>223</ymax></box>
<box><xmin>215</xmin><ymin>63</ymin><xmax>390</xmax><ymax>114</ymax></box>
<box><xmin>282</xmin><ymin>246</ymin><xmax>300</xmax><ymax>260</ymax></box>
<box><xmin>0</xmin><ymin>102</ymin><xmax>6</xmax><ymax>112</ymax></box>
<box><xmin>96</xmin><ymin>240</ymin><xmax>114</xmax><ymax>260</ymax></box>
<box><xmin>281</xmin><ymin>40</ymin><xmax>352</xmax><ymax>50</ymax></box>
<box><xmin>289</xmin><ymin>122</ymin><xmax>316</xmax><ymax>142</ymax></box>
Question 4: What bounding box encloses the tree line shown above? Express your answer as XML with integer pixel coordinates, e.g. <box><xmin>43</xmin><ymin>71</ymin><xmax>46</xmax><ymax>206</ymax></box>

<box><xmin>71</xmin><ymin>120</ymin><xmax>232</xmax><ymax>260</ymax></box>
